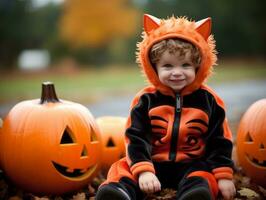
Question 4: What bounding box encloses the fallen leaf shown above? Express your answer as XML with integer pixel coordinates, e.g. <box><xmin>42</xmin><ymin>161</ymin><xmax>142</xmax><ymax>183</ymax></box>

<box><xmin>54</xmin><ymin>197</ymin><xmax>64</xmax><ymax>200</ymax></box>
<box><xmin>33</xmin><ymin>197</ymin><xmax>50</xmax><ymax>200</ymax></box>
<box><xmin>71</xmin><ymin>192</ymin><xmax>86</xmax><ymax>200</ymax></box>
<box><xmin>0</xmin><ymin>179</ymin><xmax>8</xmax><ymax>199</ymax></box>
<box><xmin>145</xmin><ymin>189</ymin><xmax>176</xmax><ymax>200</ymax></box>
<box><xmin>88</xmin><ymin>184</ymin><xmax>95</xmax><ymax>194</ymax></box>
<box><xmin>238</xmin><ymin>187</ymin><xmax>259</xmax><ymax>198</ymax></box>
<box><xmin>8</xmin><ymin>196</ymin><xmax>23</xmax><ymax>200</ymax></box>
<box><xmin>241</xmin><ymin>177</ymin><xmax>251</xmax><ymax>187</ymax></box>
<box><xmin>258</xmin><ymin>186</ymin><xmax>266</xmax><ymax>197</ymax></box>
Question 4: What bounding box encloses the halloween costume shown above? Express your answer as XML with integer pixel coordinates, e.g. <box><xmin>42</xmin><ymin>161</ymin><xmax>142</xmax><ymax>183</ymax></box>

<box><xmin>96</xmin><ymin>14</ymin><xmax>234</xmax><ymax>200</ymax></box>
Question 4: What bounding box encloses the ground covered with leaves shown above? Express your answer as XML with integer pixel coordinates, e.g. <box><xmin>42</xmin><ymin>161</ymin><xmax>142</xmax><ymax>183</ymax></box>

<box><xmin>0</xmin><ymin>167</ymin><xmax>265</xmax><ymax>200</ymax></box>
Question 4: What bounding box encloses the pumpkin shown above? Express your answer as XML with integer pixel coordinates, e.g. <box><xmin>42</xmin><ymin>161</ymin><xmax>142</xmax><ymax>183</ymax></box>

<box><xmin>236</xmin><ymin>98</ymin><xmax>266</xmax><ymax>187</ymax></box>
<box><xmin>0</xmin><ymin>82</ymin><xmax>102</xmax><ymax>195</ymax></box>
<box><xmin>96</xmin><ymin>116</ymin><xmax>126</xmax><ymax>170</ymax></box>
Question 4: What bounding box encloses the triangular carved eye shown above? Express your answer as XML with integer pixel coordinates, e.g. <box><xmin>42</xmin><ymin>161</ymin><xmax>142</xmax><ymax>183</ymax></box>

<box><xmin>81</xmin><ymin>145</ymin><xmax>88</xmax><ymax>157</ymax></box>
<box><xmin>260</xmin><ymin>143</ymin><xmax>265</xmax><ymax>149</ymax></box>
<box><xmin>90</xmin><ymin>130</ymin><xmax>98</xmax><ymax>142</ymax></box>
<box><xmin>61</xmin><ymin>127</ymin><xmax>76</xmax><ymax>144</ymax></box>
<box><xmin>245</xmin><ymin>132</ymin><xmax>253</xmax><ymax>142</ymax></box>
<box><xmin>106</xmin><ymin>137</ymin><xmax>115</xmax><ymax>147</ymax></box>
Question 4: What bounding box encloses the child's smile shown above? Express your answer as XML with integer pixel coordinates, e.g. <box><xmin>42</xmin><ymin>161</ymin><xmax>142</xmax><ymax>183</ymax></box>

<box><xmin>155</xmin><ymin>50</ymin><xmax>196</xmax><ymax>93</ymax></box>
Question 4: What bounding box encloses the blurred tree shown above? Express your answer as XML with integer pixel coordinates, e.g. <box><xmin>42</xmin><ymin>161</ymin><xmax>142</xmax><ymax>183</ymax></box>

<box><xmin>1</xmin><ymin>0</ymin><xmax>264</xmax><ymax>70</ymax></box>
<box><xmin>0</xmin><ymin>0</ymin><xmax>63</xmax><ymax>69</ymax></box>
<box><xmin>29</xmin><ymin>4</ymin><xmax>61</xmax><ymax>49</ymax></box>
<box><xmin>138</xmin><ymin>0</ymin><xmax>266</xmax><ymax>58</ymax></box>
<box><xmin>29</xmin><ymin>4</ymin><xmax>66</xmax><ymax>63</ymax></box>
<box><xmin>60</xmin><ymin>0</ymin><xmax>140</xmax><ymax>48</ymax></box>
<box><xmin>215</xmin><ymin>0</ymin><xmax>266</xmax><ymax>57</ymax></box>
<box><xmin>0</xmin><ymin>0</ymin><xmax>31</xmax><ymax>69</ymax></box>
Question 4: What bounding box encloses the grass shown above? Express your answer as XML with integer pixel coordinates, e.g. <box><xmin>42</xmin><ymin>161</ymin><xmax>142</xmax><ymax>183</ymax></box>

<box><xmin>208</xmin><ymin>61</ymin><xmax>266</xmax><ymax>83</ymax></box>
<box><xmin>0</xmin><ymin>61</ymin><xmax>265</xmax><ymax>104</ymax></box>
<box><xmin>0</xmin><ymin>66</ymin><xmax>144</xmax><ymax>104</ymax></box>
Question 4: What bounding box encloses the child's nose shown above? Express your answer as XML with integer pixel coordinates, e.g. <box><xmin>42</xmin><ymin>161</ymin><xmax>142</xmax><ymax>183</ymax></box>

<box><xmin>172</xmin><ymin>68</ymin><xmax>182</xmax><ymax>76</ymax></box>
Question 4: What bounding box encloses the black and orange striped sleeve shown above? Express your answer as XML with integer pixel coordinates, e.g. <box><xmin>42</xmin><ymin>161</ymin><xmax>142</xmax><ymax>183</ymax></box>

<box><xmin>203</xmin><ymin>87</ymin><xmax>234</xmax><ymax>180</ymax></box>
<box><xmin>125</xmin><ymin>89</ymin><xmax>156</xmax><ymax>179</ymax></box>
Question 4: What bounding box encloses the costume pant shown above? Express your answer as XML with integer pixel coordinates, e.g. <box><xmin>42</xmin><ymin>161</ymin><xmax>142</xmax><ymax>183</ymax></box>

<box><xmin>100</xmin><ymin>158</ymin><xmax>219</xmax><ymax>200</ymax></box>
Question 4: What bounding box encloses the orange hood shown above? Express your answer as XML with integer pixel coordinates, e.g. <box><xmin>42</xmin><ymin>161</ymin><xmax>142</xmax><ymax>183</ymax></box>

<box><xmin>136</xmin><ymin>14</ymin><xmax>217</xmax><ymax>96</ymax></box>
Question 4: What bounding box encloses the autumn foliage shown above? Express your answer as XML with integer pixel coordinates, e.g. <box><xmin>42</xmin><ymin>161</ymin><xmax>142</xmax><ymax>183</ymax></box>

<box><xmin>60</xmin><ymin>0</ymin><xmax>140</xmax><ymax>48</ymax></box>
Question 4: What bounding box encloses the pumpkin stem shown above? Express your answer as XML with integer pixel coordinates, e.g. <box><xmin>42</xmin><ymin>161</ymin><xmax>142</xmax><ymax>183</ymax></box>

<box><xmin>40</xmin><ymin>82</ymin><xmax>60</xmax><ymax>104</ymax></box>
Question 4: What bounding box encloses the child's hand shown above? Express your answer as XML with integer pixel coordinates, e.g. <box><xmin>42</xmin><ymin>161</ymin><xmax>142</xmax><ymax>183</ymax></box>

<box><xmin>138</xmin><ymin>171</ymin><xmax>161</xmax><ymax>194</ymax></box>
<box><xmin>218</xmin><ymin>179</ymin><xmax>236</xmax><ymax>200</ymax></box>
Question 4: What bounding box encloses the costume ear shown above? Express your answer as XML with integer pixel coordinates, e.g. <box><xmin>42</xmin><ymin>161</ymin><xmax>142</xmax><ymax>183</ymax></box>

<box><xmin>144</xmin><ymin>14</ymin><xmax>160</xmax><ymax>34</ymax></box>
<box><xmin>195</xmin><ymin>17</ymin><xmax>211</xmax><ymax>40</ymax></box>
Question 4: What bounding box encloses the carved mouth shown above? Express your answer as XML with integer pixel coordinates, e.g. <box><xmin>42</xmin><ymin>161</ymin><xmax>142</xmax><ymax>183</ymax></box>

<box><xmin>246</xmin><ymin>154</ymin><xmax>266</xmax><ymax>167</ymax></box>
<box><xmin>52</xmin><ymin>161</ymin><xmax>95</xmax><ymax>178</ymax></box>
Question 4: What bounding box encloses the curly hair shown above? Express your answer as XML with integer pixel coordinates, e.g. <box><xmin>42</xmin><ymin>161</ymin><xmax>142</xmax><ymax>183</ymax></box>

<box><xmin>149</xmin><ymin>39</ymin><xmax>201</xmax><ymax>67</ymax></box>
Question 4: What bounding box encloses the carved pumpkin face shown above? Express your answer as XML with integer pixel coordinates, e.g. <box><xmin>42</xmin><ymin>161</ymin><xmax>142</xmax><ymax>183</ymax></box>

<box><xmin>96</xmin><ymin>116</ymin><xmax>126</xmax><ymax>170</ymax></box>
<box><xmin>236</xmin><ymin>99</ymin><xmax>266</xmax><ymax>187</ymax></box>
<box><xmin>0</xmin><ymin>83</ymin><xmax>102</xmax><ymax>195</ymax></box>
<box><xmin>51</xmin><ymin>116</ymin><xmax>100</xmax><ymax>180</ymax></box>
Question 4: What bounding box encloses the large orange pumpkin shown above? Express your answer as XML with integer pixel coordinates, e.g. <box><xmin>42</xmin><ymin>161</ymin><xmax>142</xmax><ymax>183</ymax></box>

<box><xmin>236</xmin><ymin>98</ymin><xmax>266</xmax><ymax>187</ymax></box>
<box><xmin>96</xmin><ymin>116</ymin><xmax>126</xmax><ymax>171</ymax></box>
<box><xmin>0</xmin><ymin>82</ymin><xmax>102</xmax><ymax>195</ymax></box>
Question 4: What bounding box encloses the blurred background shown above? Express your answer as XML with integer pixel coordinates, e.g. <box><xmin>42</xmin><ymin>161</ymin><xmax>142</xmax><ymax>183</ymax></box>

<box><xmin>0</xmin><ymin>0</ymin><xmax>265</xmax><ymax>126</ymax></box>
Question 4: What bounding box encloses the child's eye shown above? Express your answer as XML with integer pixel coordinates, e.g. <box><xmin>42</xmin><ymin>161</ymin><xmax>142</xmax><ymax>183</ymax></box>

<box><xmin>182</xmin><ymin>63</ymin><xmax>192</xmax><ymax>67</ymax></box>
<box><xmin>163</xmin><ymin>64</ymin><xmax>173</xmax><ymax>68</ymax></box>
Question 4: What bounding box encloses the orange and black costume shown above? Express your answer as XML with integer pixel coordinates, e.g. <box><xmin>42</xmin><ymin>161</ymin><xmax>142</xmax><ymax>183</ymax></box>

<box><xmin>96</xmin><ymin>14</ymin><xmax>234</xmax><ymax>200</ymax></box>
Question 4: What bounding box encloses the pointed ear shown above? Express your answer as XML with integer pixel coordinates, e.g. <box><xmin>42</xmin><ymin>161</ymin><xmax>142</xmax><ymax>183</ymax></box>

<box><xmin>195</xmin><ymin>17</ymin><xmax>211</xmax><ymax>40</ymax></box>
<box><xmin>144</xmin><ymin>14</ymin><xmax>160</xmax><ymax>34</ymax></box>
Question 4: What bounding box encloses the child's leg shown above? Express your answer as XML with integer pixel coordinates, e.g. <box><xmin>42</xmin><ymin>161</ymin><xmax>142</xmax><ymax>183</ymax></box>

<box><xmin>186</xmin><ymin>171</ymin><xmax>218</xmax><ymax>199</ymax></box>
<box><xmin>176</xmin><ymin>171</ymin><xmax>218</xmax><ymax>200</ymax></box>
<box><xmin>96</xmin><ymin>158</ymin><xmax>143</xmax><ymax>200</ymax></box>
<box><xmin>96</xmin><ymin>182</ymin><xmax>131</xmax><ymax>200</ymax></box>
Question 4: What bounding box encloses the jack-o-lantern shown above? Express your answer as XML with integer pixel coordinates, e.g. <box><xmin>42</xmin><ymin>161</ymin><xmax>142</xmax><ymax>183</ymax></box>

<box><xmin>0</xmin><ymin>82</ymin><xmax>102</xmax><ymax>195</ymax></box>
<box><xmin>236</xmin><ymin>99</ymin><xmax>266</xmax><ymax>187</ymax></box>
<box><xmin>96</xmin><ymin>116</ymin><xmax>126</xmax><ymax>170</ymax></box>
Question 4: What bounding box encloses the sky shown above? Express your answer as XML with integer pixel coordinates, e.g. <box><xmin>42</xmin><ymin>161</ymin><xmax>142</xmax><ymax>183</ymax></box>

<box><xmin>32</xmin><ymin>0</ymin><xmax>64</xmax><ymax>8</ymax></box>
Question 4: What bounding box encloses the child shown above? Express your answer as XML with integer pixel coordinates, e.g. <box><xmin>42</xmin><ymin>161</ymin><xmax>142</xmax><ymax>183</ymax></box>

<box><xmin>96</xmin><ymin>14</ymin><xmax>236</xmax><ymax>200</ymax></box>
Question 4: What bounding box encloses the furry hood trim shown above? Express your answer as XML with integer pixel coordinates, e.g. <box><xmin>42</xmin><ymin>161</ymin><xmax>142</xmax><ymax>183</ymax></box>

<box><xmin>136</xmin><ymin>14</ymin><xmax>217</xmax><ymax>96</ymax></box>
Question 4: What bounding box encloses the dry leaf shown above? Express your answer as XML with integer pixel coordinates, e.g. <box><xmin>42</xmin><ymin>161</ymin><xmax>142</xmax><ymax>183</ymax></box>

<box><xmin>238</xmin><ymin>187</ymin><xmax>259</xmax><ymax>198</ymax></box>
<box><xmin>258</xmin><ymin>186</ymin><xmax>266</xmax><ymax>197</ymax></box>
<box><xmin>145</xmin><ymin>189</ymin><xmax>176</xmax><ymax>200</ymax></box>
<box><xmin>71</xmin><ymin>192</ymin><xmax>86</xmax><ymax>200</ymax></box>
<box><xmin>8</xmin><ymin>196</ymin><xmax>23</xmax><ymax>200</ymax></box>
<box><xmin>0</xmin><ymin>179</ymin><xmax>8</xmax><ymax>190</ymax></box>
<box><xmin>33</xmin><ymin>197</ymin><xmax>50</xmax><ymax>200</ymax></box>
<box><xmin>241</xmin><ymin>177</ymin><xmax>251</xmax><ymax>186</ymax></box>
<box><xmin>88</xmin><ymin>184</ymin><xmax>95</xmax><ymax>194</ymax></box>
<box><xmin>54</xmin><ymin>197</ymin><xmax>64</xmax><ymax>200</ymax></box>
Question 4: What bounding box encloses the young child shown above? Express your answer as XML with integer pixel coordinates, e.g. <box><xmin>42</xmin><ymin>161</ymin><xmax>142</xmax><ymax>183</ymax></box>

<box><xmin>96</xmin><ymin>14</ymin><xmax>236</xmax><ymax>200</ymax></box>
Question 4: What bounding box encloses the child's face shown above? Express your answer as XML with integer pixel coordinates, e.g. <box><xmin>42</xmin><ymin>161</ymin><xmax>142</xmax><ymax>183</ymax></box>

<box><xmin>155</xmin><ymin>50</ymin><xmax>196</xmax><ymax>93</ymax></box>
